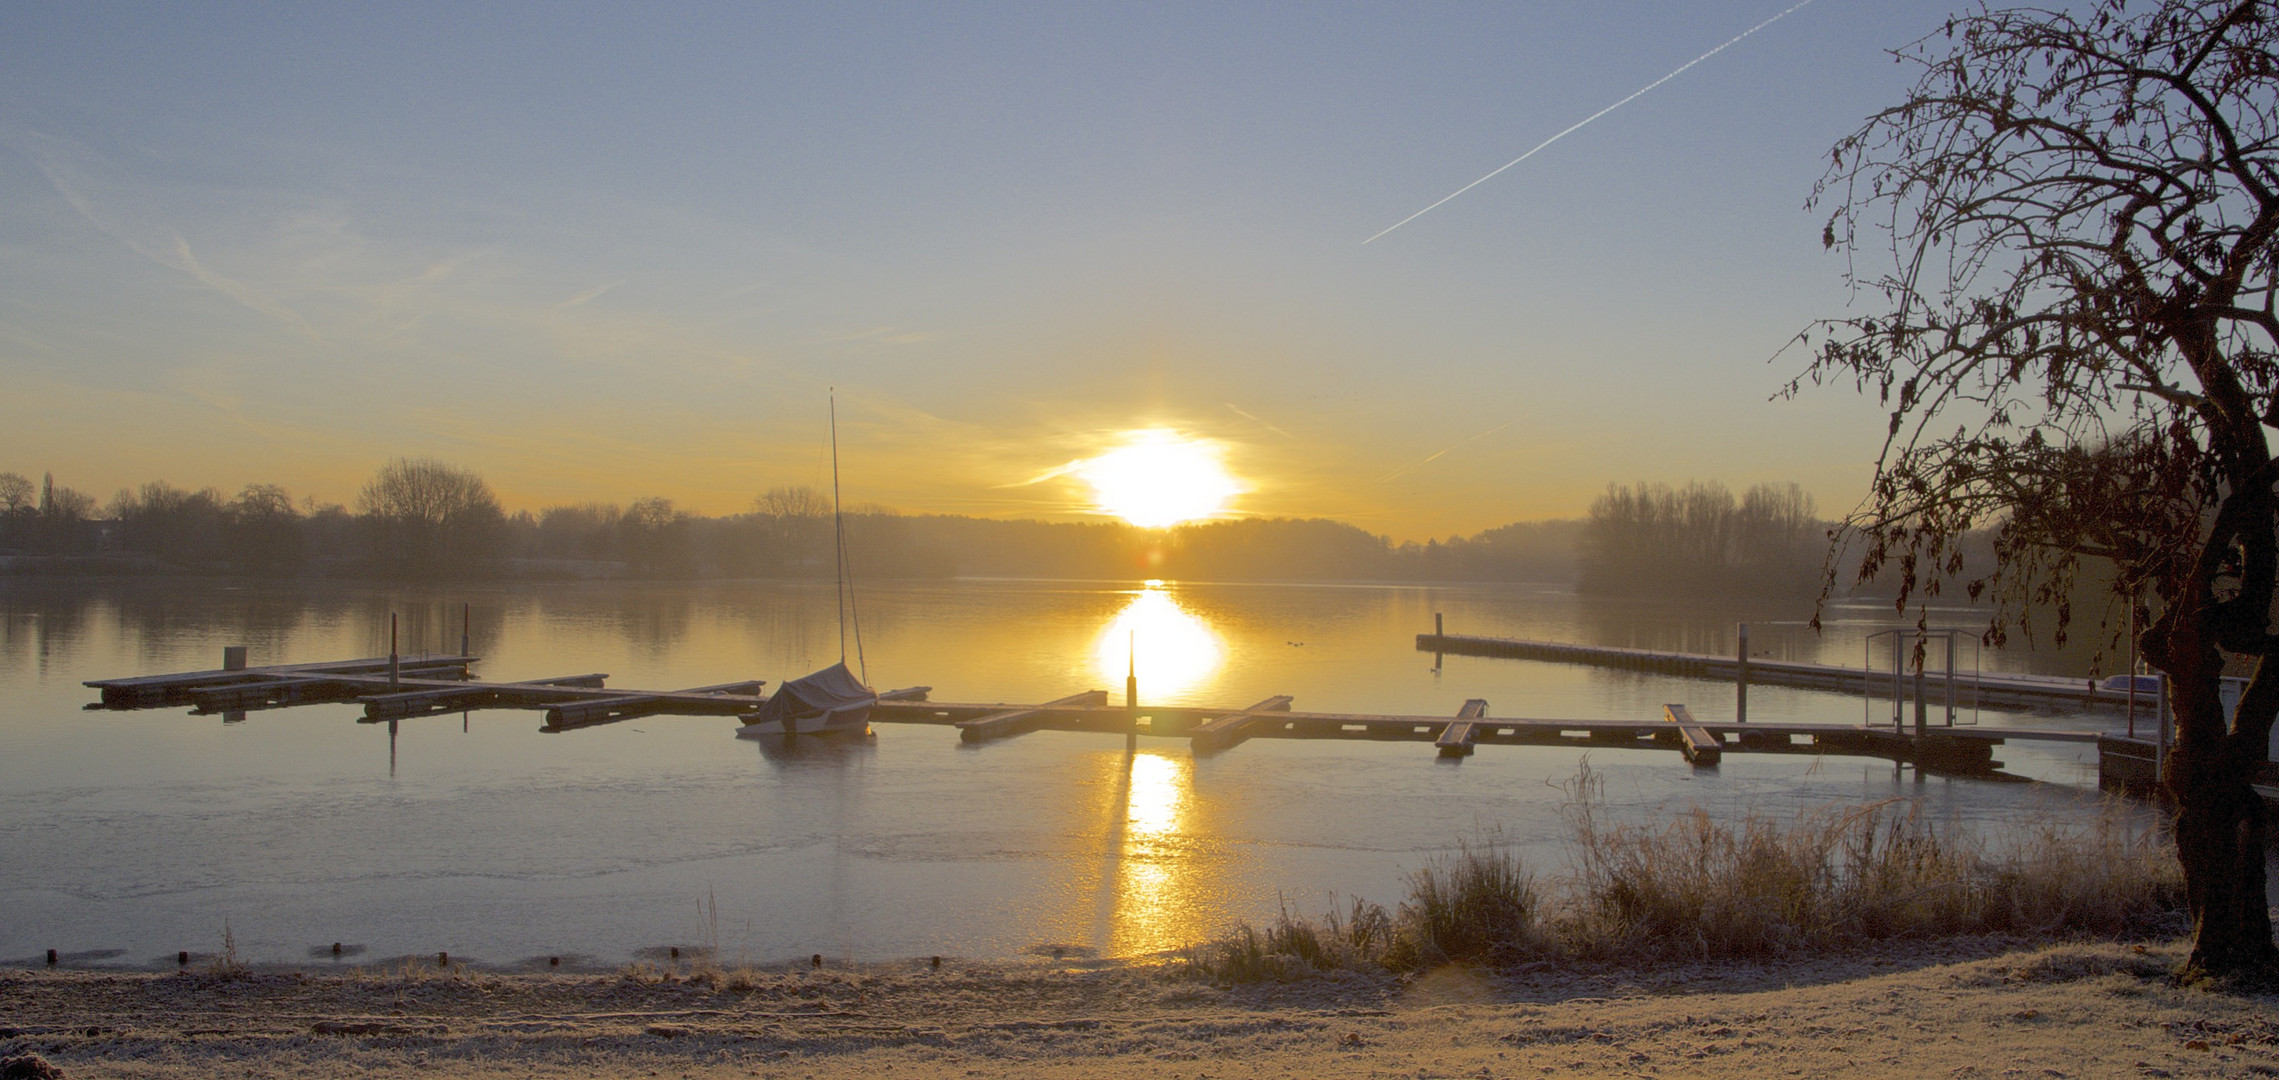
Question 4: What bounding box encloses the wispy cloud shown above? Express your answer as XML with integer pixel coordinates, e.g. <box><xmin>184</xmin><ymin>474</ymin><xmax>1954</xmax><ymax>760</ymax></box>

<box><xmin>806</xmin><ymin>325</ymin><xmax>936</xmax><ymax>346</ymax></box>
<box><xmin>4</xmin><ymin>127</ymin><xmax>325</xmax><ymax>340</ymax></box>
<box><xmin>559</xmin><ymin>280</ymin><xmax>624</xmax><ymax>307</ymax></box>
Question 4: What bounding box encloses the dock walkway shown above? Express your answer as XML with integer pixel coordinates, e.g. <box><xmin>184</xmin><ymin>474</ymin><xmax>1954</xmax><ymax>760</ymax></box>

<box><xmin>1418</xmin><ymin>632</ymin><xmax>2136</xmax><ymax>713</ymax></box>
<box><xmin>90</xmin><ymin>649</ymin><xmax>2133</xmax><ymax>780</ymax></box>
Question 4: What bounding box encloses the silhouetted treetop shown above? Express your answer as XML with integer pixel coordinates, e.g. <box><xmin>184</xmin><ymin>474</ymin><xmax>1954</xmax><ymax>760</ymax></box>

<box><xmin>1796</xmin><ymin>0</ymin><xmax>2279</xmax><ymax>975</ymax></box>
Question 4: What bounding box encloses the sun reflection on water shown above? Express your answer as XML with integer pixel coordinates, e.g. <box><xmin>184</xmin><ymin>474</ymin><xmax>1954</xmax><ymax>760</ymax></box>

<box><xmin>1109</xmin><ymin>751</ymin><xmax>1192</xmax><ymax>956</ymax></box>
<box><xmin>1093</xmin><ymin>584</ymin><xmax>1223</xmax><ymax>701</ymax></box>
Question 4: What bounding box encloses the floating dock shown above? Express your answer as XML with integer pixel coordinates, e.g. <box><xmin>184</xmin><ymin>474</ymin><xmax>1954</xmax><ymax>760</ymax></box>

<box><xmin>868</xmin><ymin>696</ymin><xmax>2090</xmax><ymax>775</ymax></box>
<box><xmin>85</xmin><ymin>652</ymin><xmax>780</xmax><ymax>732</ymax></box>
<box><xmin>1417</xmin><ymin>632</ymin><xmax>2140</xmax><ymax>713</ymax></box>
<box><xmin>90</xmin><ymin>649</ymin><xmax>2145</xmax><ymax>780</ymax></box>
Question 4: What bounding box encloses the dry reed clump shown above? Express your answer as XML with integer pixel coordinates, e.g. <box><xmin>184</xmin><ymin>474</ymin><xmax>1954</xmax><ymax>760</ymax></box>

<box><xmin>1183</xmin><ymin>772</ymin><xmax>2184</xmax><ymax>984</ymax></box>
<box><xmin>1184</xmin><ymin>847</ymin><xmax>1539</xmax><ymax>983</ymax></box>
<box><xmin>1186</xmin><ymin>896</ymin><xmax>1396</xmax><ymax>983</ymax></box>
<box><xmin>1383</xmin><ymin>841</ymin><xmax>1541</xmax><ymax>969</ymax></box>
<box><xmin>1560</xmin><ymin>778</ymin><xmax>2184</xmax><ymax>959</ymax></box>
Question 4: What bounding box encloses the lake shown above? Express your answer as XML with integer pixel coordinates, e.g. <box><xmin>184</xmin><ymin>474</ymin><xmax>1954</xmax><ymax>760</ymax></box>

<box><xmin>0</xmin><ymin>576</ymin><xmax>2170</xmax><ymax>970</ymax></box>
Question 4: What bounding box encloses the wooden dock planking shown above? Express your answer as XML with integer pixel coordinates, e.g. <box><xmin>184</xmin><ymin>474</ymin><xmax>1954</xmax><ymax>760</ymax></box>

<box><xmin>90</xmin><ymin>652</ymin><xmax>2106</xmax><ymax>778</ymax></box>
<box><xmin>543</xmin><ymin>680</ymin><xmax>767</xmax><ymax>730</ymax></box>
<box><xmin>1418</xmin><ymin>632</ymin><xmax>2139</xmax><ymax>713</ymax></box>
<box><xmin>957</xmin><ymin>690</ymin><xmax>1110</xmax><ymax>744</ymax></box>
<box><xmin>1434</xmin><ymin>699</ymin><xmax>1491</xmax><ymax>758</ymax></box>
<box><xmin>89</xmin><ymin>655</ymin><xmax>477</xmax><ymax>709</ymax></box>
<box><xmin>1187</xmin><ymin>695</ymin><xmax>1296</xmax><ymax>754</ymax></box>
<box><xmin>1662</xmin><ymin>703</ymin><xmax>1723</xmax><ymax>766</ymax></box>
<box><xmin>358</xmin><ymin>674</ymin><xmax>612</xmax><ymax>721</ymax></box>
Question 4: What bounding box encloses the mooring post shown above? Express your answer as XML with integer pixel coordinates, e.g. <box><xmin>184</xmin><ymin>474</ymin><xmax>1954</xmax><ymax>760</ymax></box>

<box><xmin>1734</xmin><ymin>623</ymin><xmax>1748</xmax><ymax>724</ymax></box>
<box><xmin>1912</xmin><ymin>633</ymin><xmax>1928</xmax><ymax>739</ymax></box>
<box><xmin>223</xmin><ymin>645</ymin><xmax>248</xmax><ymax>672</ymax></box>
<box><xmin>389</xmin><ymin>613</ymin><xmax>400</xmax><ymax>688</ymax></box>
<box><xmin>1126</xmin><ymin>631</ymin><xmax>1139</xmax><ymax>751</ymax></box>
<box><xmin>2155</xmin><ymin>673</ymin><xmax>2169</xmax><ymax>778</ymax></box>
<box><xmin>1944</xmin><ymin>633</ymin><xmax>1957</xmax><ymax>726</ymax></box>
<box><xmin>461</xmin><ymin>603</ymin><xmax>471</xmax><ymax>657</ymax></box>
<box><xmin>1434</xmin><ymin>612</ymin><xmax>1444</xmax><ymax>670</ymax></box>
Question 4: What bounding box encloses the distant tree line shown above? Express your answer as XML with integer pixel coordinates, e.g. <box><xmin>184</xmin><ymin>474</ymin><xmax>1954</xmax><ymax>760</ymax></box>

<box><xmin>4</xmin><ymin>460</ymin><xmax>1848</xmax><ymax>593</ymax></box>
<box><xmin>1576</xmin><ymin>481</ymin><xmax>1826</xmax><ymax>599</ymax></box>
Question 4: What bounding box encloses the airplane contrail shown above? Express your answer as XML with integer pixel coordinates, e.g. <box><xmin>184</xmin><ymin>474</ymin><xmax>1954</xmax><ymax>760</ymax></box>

<box><xmin>1379</xmin><ymin>420</ymin><xmax>1518</xmax><ymax>484</ymax></box>
<box><xmin>1364</xmin><ymin>0</ymin><xmax>1822</xmax><ymax>245</ymax></box>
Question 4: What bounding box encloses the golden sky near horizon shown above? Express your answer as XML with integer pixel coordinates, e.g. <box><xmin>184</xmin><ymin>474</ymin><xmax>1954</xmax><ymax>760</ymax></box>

<box><xmin>0</xmin><ymin>2</ymin><xmax>1941</xmax><ymax>539</ymax></box>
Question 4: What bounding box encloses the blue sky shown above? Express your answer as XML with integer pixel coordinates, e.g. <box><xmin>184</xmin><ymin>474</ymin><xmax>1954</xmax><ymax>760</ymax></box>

<box><xmin>0</xmin><ymin>1</ymin><xmax>1976</xmax><ymax>536</ymax></box>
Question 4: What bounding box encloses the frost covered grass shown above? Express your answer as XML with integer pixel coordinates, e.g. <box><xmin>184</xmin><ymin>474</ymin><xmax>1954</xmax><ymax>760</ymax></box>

<box><xmin>1185</xmin><ymin>772</ymin><xmax>2183</xmax><ymax>983</ymax></box>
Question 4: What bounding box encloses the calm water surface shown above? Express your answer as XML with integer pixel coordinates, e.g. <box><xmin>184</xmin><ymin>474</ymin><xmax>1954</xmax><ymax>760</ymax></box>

<box><xmin>0</xmin><ymin>577</ymin><xmax>2164</xmax><ymax>969</ymax></box>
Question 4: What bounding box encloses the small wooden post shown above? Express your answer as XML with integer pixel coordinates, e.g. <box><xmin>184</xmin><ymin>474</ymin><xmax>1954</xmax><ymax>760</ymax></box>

<box><xmin>389</xmin><ymin>613</ymin><xmax>400</xmax><ymax>689</ymax></box>
<box><xmin>1126</xmin><ymin>632</ymin><xmax>1139</xmax><ymax>750</ymax></box>
<box><xmin>223</xmin><ymin>646</ymin><xmax>248</xmax><ymax>672</ymax></box>
<box><xmin>1734</xmin><ymin>623</ymin><xmax>1748</xmax><ymax>724</ymax></box>
<box><xmin>1913</xmin><ymin>639</ymin><xmax>1928</xmax><ymax>739</ymax></box>
<box><xmin>46</xmin><ymin>949</ymin><xmax>57</xmax><ymax>966</ymax></box>
<box><xmin>1433</xmin><ymin>613</ymin><xmax>1444</xmax><ymax>669</ymax></box>
<box><xmin>2156</xmin><ymin>674</ymin><xmax>2169</xmax><ymax>778</ymax></box>
<box><xmin>461</xmin><ymin>603</ymin><xmax>471</xmax><ymax>657</ymax></box>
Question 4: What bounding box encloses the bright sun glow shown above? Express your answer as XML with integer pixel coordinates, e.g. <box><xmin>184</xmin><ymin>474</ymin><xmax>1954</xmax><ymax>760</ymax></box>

<box><xmin>1075</xmin><ymin>430</ymin><xmax>1242</xmax><ymax>528</ymax></box>
<box><xmin>1094</xmin><ymin>584</ymin><xmax>1223</xmax><ymax>700</ymax></box>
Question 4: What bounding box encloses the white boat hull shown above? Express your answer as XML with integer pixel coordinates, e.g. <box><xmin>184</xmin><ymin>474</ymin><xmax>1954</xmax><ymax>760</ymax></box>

<box><xmin>735</xmin><ymin>701</ymin><xmax>874</xmax><ymax>739</ymax></box>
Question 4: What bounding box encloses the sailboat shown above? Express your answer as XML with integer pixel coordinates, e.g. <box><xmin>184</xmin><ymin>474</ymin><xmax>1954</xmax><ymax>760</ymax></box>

<box><xmin>736</xmin><ymin>396</ymin><xmax>878</xmax><ymax>739</ymax></box>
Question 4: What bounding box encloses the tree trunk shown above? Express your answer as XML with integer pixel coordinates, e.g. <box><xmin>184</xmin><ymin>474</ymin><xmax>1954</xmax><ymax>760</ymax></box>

<box><xmin>2161</xmin><ymin>643</ymin><xmax>2279</xmax><ymax>977</ymax></box>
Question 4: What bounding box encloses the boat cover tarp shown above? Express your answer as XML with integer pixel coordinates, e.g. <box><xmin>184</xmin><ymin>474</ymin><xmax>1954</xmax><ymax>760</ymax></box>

<box><xmin>752</xmin><ymin>661</ymin><xmax>873</xmax><ymax>726</ymax></box>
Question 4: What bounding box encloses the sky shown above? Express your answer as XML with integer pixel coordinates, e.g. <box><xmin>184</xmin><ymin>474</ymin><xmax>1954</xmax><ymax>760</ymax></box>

<box><xmin>0</xmin><ymin>1</ymin><xmax>1984</xmax><ymax>539</ymax></box>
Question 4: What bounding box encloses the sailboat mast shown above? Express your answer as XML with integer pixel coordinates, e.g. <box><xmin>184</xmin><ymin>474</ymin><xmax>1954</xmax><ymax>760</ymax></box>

<box><xmin>828</xmin><ymin>391</ymin><xmax>868</xmax><ymax>684</ymax></box>
<box><xmin>830</xmin><ymin>393</ymin><xmax>847</xmax><ymax>665</ymax></box>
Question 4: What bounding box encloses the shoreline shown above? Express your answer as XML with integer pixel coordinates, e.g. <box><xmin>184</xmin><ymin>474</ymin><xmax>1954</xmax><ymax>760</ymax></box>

<box><xmin>3</xmin><ymin>938</ymin><xmax>2272</xmax><ymax>1078</ymax></box>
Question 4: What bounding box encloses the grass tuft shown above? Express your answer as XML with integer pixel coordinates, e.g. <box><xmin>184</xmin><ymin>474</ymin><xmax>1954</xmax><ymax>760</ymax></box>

<box><xmin>1184</xmin><ymin>767</ymin><xmax>2184</xmax><ymax>984</ymax></box>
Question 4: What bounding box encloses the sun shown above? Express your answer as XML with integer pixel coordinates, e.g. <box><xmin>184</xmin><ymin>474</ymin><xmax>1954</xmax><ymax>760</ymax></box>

<box><xmin>1075</xmin><ymin>430</ymin><xmax>1242</xmax><ymax>528</ymax></box>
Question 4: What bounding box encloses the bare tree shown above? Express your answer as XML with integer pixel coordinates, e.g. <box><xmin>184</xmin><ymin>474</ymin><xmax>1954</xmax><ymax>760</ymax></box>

<box><xmin>0</xmin><ymin>472</ymin><xmax>31</xmax><ymax>514</ymax></box>
<box><xmin>754</xmin><ymin>485</ymin><xmax>833</xmax><ymax>572</ymax></box>
<box><xmin>1797</xmin><ymin>0</ymin><xmax>2278</xmax><ymax>974</ymax></box>
<box><xmin>620</xmin><ymin>496</ymin><xmax>694</xmax><ymax>576</ymax></box>
<box><xmin>755</xmin><ymin>485</ymin><xmax>832</xmax><ymax>520</ymax></box>
<box><xmin>356</xmin><ymin>458</ymin><xmax>504</xmax><ymax>574</ymax></box>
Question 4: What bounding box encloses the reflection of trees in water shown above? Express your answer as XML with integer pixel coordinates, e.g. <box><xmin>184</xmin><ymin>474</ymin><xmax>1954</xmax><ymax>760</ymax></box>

<box><xmin>0</xmin><ymin>586</ymin><xmax>88</xmax><ymax>680</ymax></box>
<box><xmin>108</xmin><ymin>583</ymin><xmax>367</xmax><ymax>664</ymax></box>
<box><xmin>0</xmin><ymin>580</ymin><xmax>522</xmax><ymax>673</ymax></box>
<box><xmin>726</xmin><ymin>584</ymin><xmax>828</xmax><ymax>665</ymax></box>
<box><xmin>531</xmin><ymin>587</ymin><xmax>697</xmax><ymax>656</ymax></box>
<box><xmin>1572</xmin><ymin>596</ymin><xmax>1797</xmax><ymax>660</ymax></box>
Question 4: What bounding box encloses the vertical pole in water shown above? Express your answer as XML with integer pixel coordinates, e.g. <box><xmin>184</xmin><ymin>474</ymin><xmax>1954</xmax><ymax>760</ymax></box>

<box><xmin>2156</xmin><ymin>673</ymin><xmax>2169</xmax><ymax>780</ymax></box>
<box><xmin>389</xmin><ymin>613</ymin><xmax>400</xmax><ymax>688</ymax></box>
<box><xmin>1944</xmin><ymin>632</ymin><xmax>1957</xmax><ymax>726</ymax></box>
<box><xmin>1126</xmin><ymin>631</ymin><xmax>1138</xmax><ymax>751</ymax></box>
<box><xmin>2125</xmin><ymin>601</ymin><xmax>2139</xmax><ymax>739</ymax></box>
<box><xmin>223</xmin><ymin>645</ymin><xmax>248</xmax><ymax>672</ymax></box>
<box><xmin>461</xmin><ymin>603</ymin><xmax>470</xmax><ymax>657</ymax></box>
<box><xmin>1912</xmin><ymin>634</ymin><xmax>1928</xmax><ymax>739</ymax></box>
<box><xmin>1433</xmin><ymin>612</ymin><xmax>1444</xmax><ymax>670</ymax></box>
<box><xmin>1734</xmin><ymin>623</ymin><xmax>1748</xmax><ymax>724</ymax></box>
<box><xmin>1890</xmin><ymin>633</ymin><xmax>1903</xmax><ymax>729</ymax></box>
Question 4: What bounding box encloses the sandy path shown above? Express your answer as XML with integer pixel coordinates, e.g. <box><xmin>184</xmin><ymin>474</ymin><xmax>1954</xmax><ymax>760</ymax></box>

<box><xmin>3</xmin><ymin>940</ymin><xmax>2273</xmax><ymax>1078</ymax></box>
